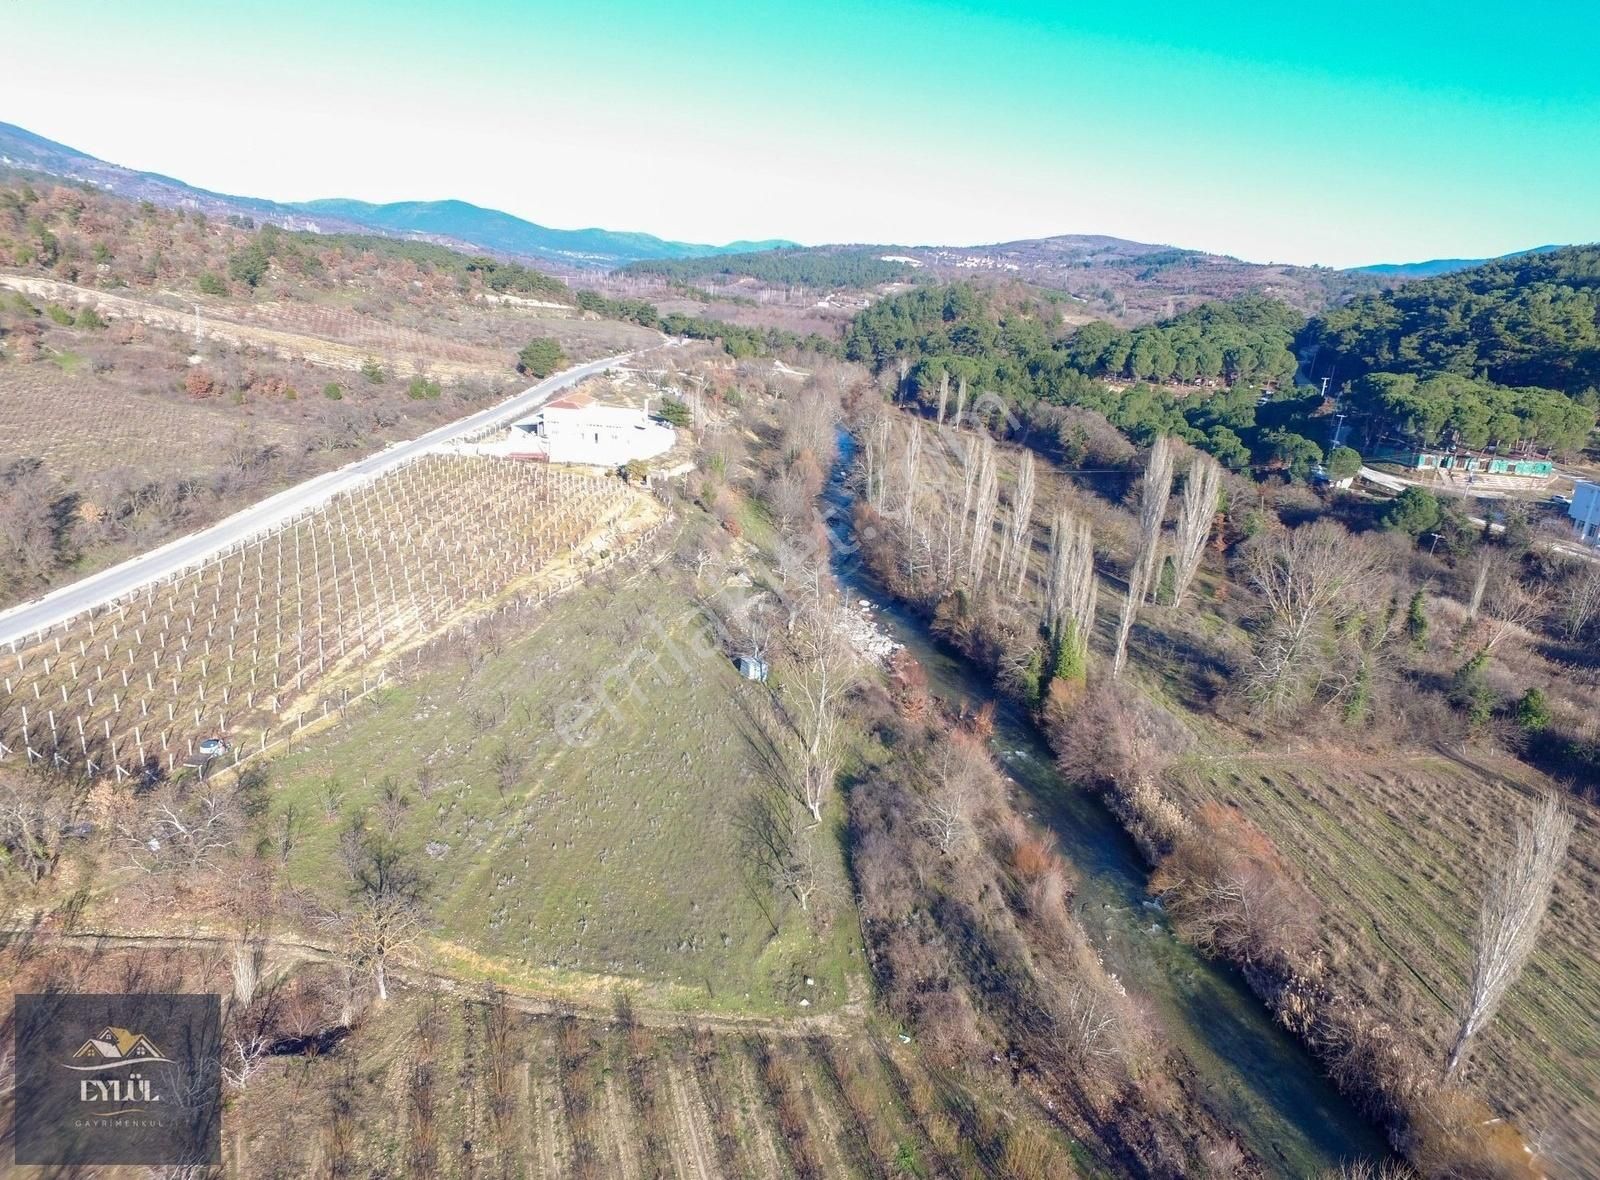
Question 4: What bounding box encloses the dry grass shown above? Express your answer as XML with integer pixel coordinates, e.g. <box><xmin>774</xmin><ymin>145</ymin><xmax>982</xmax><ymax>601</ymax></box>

<box><xmin>1164</xmin><ymin>749</ymin><xmax>1600</xmax><ymax>1169</ymax></box>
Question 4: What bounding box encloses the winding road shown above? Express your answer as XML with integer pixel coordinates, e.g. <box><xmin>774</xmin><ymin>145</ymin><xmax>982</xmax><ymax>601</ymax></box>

<box><xmin>0</xmin><ymin>350</ymin><xmax>638</xmax><ymax>647</ymax></box>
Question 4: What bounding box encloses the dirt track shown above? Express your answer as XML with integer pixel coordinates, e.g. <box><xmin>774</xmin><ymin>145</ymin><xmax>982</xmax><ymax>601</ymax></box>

<box><xmin>0</xmin><ymin>925</ymin><xmax>862</xmax><ymax>1039</ymax></box>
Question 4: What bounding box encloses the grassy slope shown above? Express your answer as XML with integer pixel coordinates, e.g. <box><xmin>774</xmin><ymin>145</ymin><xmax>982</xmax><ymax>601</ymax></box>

<box><xmin>266</xmin><ymin>517</ymin><xmax>859</xmax><ymax>1017</ymax></box>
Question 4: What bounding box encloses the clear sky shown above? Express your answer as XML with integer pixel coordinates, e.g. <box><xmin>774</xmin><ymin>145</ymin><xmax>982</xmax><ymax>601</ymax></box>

<box><xmin>3</xmin><ymin>0</ymin><xmax>1596</xmax><ymax>266</ymax></box>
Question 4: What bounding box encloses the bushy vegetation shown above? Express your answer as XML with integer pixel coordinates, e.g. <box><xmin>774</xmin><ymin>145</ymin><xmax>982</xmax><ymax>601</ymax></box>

<box><xmin>1303</xmin><ymin>245</ymin><xmax>1600</xmax><ymax>394</ymax></box>
<box><xmin>574</xmin><ymin>288</ymin><xmax>840</xmax><ymax>357</ymax></box>
<box><xmin>290</xmin><ymin>231</ymin><xmax>572</xmax><ymax>299</ymax></box>
<box><xmin>845</xmin><ymin>283</ymin><xmax>1328</xmax><ymax>474</ymax></box>
<box><xmin>1302</xmin><ymin>246</ymin><xmax>1600</xmax><ymax>453</ymax></box>
<box><xmin>623</xmin><ymin>247</ymin><xmax>912</xmax><ymax>289</ymax></box>
<box><xmin>1344</xmin><ymin>370</ymin><xmax>1592</xmax><ymax>453</ymax></box>
<box><xmin>515</xmin><ymin>336</ymin><xmax>565</xmax><ymax>377</ymax></box>
<box><xmin>1060</xmin><ymin>294</ymin><xmax>1301</xmax><ymax>386</ymax></box>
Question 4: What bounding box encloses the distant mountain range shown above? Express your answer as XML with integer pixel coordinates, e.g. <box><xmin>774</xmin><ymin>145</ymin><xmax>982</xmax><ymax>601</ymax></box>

<box><xmin>0</xmin><ymin>119</ymin><xmax>1569</xmax><ymax>295</ymax></box>
<box><xmin>292</xmin><ymin>197</ymin><xmax>792</xmax><ymax>267</ymax></box>
<box><xmin>0</xmin><ymin>120</ymin><xmax>793</xmax><ymax>268</ymax></box>
<box><xmin>1349</xmin><ymin>244</ymin><xmax>1563</xmax><ymax>279</ymax></box>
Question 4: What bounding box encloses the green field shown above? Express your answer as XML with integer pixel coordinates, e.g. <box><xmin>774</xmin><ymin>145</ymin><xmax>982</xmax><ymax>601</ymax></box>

<box><xmin>1164</xmin><ymin>750</ymin><xmax>1600</xmax><ymax>1166</ymax></box>
<box><xmin>266</xmin><ymin>526</ymin><xmax>860</xmax><ymax>1016</ymax></box>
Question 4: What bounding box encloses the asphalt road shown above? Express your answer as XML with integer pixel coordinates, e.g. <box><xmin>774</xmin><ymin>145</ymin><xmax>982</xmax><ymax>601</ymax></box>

<box><xmin>0</xmin><ymin>351</ymin><xmax>636</xmax><ymax>647</ymax></box>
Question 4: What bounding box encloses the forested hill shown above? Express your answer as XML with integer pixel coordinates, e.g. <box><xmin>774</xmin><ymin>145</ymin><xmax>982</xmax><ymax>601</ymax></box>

<box><xmin>620</xmin><ymin>248</ymin><xmax>911</xmax><ymax>288</ymax></box>
<box><xmin>1301</xmin><ymin>245</ymin><xmax>1600</xmax><ymax>395</ymax></box>
<box><xmin>1298</xmin><ymin>245</ymin><xmax>1599</xmax><ymax>455</ymax></box>
<box><xmin>843</xmin><ymin>285</ymin><xmax>1333</xmax><ymax>475</ymax></box>
<box><xmin>845</xmin><ymin>286</ymin><xmax>1299</xmax><ymax>388</ymax></box>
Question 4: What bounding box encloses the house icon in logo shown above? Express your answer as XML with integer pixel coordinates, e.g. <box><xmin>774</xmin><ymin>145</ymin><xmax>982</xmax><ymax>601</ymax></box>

<box><xmin>70</xmin><ymin>1027</ymin><xmax>166</xmax><ymax>1066</ymax></box>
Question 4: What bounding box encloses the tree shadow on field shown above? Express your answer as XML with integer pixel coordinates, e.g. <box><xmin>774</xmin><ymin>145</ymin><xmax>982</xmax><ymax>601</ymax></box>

<box><xmin>727</xmin><ymin>684</ymin><xmax>806</xmax><ymax>940</ymax></box>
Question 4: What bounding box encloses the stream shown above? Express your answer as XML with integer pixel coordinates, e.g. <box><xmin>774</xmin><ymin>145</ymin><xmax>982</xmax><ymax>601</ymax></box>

<box><xmin>824</xmin><ymin>432</ymin><xmax>1388</xmax><ymax>1176</ymax></box>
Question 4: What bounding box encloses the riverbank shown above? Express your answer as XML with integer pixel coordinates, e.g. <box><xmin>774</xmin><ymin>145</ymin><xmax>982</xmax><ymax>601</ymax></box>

<box><xmin>823</xmin><ymin>437</ymin><xmax>1390</xmax><ymax>1176</ymax></box>
<box><xmin>832</xmin><ymin>423</ymin><xmax>1538</xmax><ymax>1178</ymax></box>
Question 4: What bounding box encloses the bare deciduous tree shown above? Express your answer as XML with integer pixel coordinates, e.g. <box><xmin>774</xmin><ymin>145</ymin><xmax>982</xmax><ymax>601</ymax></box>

<box><xmin>1045</xmin><ymin>510</ymin><xmax>1097</xmax><ymax>679</ymax></box>
<box><xmin>122</xmin><ymin>777</ymin><xmax>257</xmax><ymax>876</ymax></box>
<box><xmin>914</xmin><ymin>733</ymin><xmax>988</xmax><ymax>855</ymax></box>
<box><xmin>966</xmin><ymin>437</ymin><xmax>999</xmax><ymax>590</ymax></box>
<box><xmin>1002</xmin><ymin>450</ymin><xmax>1036</xmax><ymax>598</ymax></box>
<box><xmin>1468</xmin><ymin>550</ymin><xmax>1494</xmax><ymax>621</ymax></box>
<box><xmin>899</xmin><ymin>422</ymin><xmax>923</xmax><ymax>530</ymax></box>
<box><xmin>1558</xmin><ymin>561</ymin><xmax>1600</xmax><ymax>640</ymax></box>
<box><xmin>1445</xmin><ymin>793</ymin><xmax>1573</xmax><ymax>1079</ymax></box>
<box><xmin>774</xmin><ymin>826</ymin><xmax>836</xmax><ymax>914</ymax></box>
<box><xmin>0</xmin><ymin>770</ymin><xmax>81</xmax><ymax>884</ymax></box>
<box><xmin>1474</xmin><ymin>576</ymin><xmax>1546</xmax><ymax>658</ymax></box>
<box><xmin>1112</xmin><ymin>436</ymin><xmax>1174</xmax><ymax>678</ymax></box>
<box><xmin>782</xmin><ymin>594</ymin><xmax>860</xmax><ymax>823</ymax></box>
<box><xmin>1240</xmin><ymin>521</ymin><xmax>1383</xmax><ymax>714</ymax></box>
<box><xmin>229</xmin><ymin>939</ymin><xmax>267</xmax><ymax>1008</ymax></box>
<box><xmin>325</xmin><ymin>826</ymin><xmax>429</xmax><ymax>1002</ymax></box>
<box><xmin>1171</xmin><ymin>452</ymin><xmax>1223</xmax><ymax>607</ymax></box>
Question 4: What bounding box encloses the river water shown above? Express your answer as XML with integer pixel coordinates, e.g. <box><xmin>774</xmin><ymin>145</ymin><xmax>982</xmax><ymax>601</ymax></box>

<box><xmin>824</xmin><ymin>435</ymin><xmax>1387</xmax><ymax>1176</ymax></box>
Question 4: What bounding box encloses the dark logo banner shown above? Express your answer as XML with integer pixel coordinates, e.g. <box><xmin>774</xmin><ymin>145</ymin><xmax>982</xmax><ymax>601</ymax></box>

<box><xmin>12</xmin><ymin>992</ymin><xmax>222</xmax><ymax>1166</ymax></box>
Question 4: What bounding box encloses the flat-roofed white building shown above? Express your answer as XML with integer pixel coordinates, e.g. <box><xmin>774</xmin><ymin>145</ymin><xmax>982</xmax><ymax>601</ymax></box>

<box><xmin>1570</xmin><ymin>480</ymin><xmax>1600</xmax><ymax>545</ymax></box>
<box><xmin>500</xmin><ymin>392</ymin><xmax>675</xmax><ymax>467</ymax></box>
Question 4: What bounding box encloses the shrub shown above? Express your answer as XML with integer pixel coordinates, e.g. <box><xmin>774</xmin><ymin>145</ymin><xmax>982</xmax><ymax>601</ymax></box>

<box><xmin>516</xmin><ymin>337</ymin><xmax>565</xmax><ymax>378</ymax></box>
<box><xmin>197</xmin><ymin>272</ymin><xmax>228</xmax><ymax>296</ymax></box>
<box><xmin>1448</xmin><ymin>651</ymin><xmax>1495</xmax><ymax>727</ymax></box>
<box><xmin>323</xmin><ymin>382</ymin><xmax>343</xmax><ymax>400</ymax></box>
<box><xmin>76</xmin><ymin>306</ymin><xmax>106</xmax><ymax>329</ymax></box>
<box><xmin>184</xmin><ymin>367</ymin><xmax>218</xmax><ymax>398</ymax></box>
<box><xmin>1153</xmin><ymin>802</ymin><xmax>1322</xmax><ymax>971</ymax></box>
<box><xmin>227</xmin><ymin>243</ymin><xmax>270</xmax><ymax>289</ymax></box>
<box><xmin>656</xmin><ymin>396</ymin><xmax>692</xmax><ymax>427</ymax></box>
<box><xmin>407</xmin><ymin>374</ymin><xmax>442</xmax><ymax>400</ymax></box>
<box><xmin>45</xmin><ymin>304</ymin><xmax>74</xmax><ymax>326</ymax></box>
<box><xmin>1406</xmin><ymin>589</ymin><xmax>1429</xmax><ymax>650</ymax></box>
<box><xmin>1383</xmin><ymin>487</ymin><xmax>1441</xmax><ymax>536</ymax></box>
<box><xmin>1514</xmin><ymin>687</ymin><xmax>1551</xmax><ymax>733</ymax></box>
<box><xmin>360</xmin><ymin>357</ymin><xmax>387</xmax><ymax>384</ymax></box>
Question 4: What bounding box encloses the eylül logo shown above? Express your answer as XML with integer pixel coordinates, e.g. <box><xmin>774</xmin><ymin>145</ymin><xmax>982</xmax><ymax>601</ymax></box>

<box><xmin>64</xmin><ymin>1024</ymin><xmax>173</xmax><ymax>1113</ymax></box>
<box><xmin>13</xmin><ymin>993</ymin><xmax>221</xmax><ymax>1166</ymax></box>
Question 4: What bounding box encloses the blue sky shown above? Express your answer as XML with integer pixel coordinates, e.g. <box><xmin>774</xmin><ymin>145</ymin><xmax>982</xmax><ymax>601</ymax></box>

<box><xmin>3</xmin><ymin>0</ymin><xmax>1596</xmax><ymax>266</ymax></box>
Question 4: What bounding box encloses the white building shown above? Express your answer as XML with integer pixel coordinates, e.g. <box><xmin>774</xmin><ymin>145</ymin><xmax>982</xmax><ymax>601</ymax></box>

<box><xmin>1569</xmin><ymin>480</ymin><xmax>1600</xmax><ymax>545</ymax></box>
<box><xmin>502</xmin><ymin>392</ymin><xmax>675</xmax><ymax>467</ymax></box>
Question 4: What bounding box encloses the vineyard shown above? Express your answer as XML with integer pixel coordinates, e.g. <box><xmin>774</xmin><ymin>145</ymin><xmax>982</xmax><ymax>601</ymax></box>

<box><xmin>0</xmin><ymin>455</ymin><xmax>658</xmax><ymax>780</ymax></box>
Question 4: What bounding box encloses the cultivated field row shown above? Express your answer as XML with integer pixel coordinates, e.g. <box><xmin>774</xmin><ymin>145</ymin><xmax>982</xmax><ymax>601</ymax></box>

<box><xmin>0</xmin><ymin>367</ymin><xmax>304</xmax><ymax>484</ymax></box>
<box><xmin>1166</xmin><ymin>754</ymin><xmax>1600</xmax><ymax>1166</ymax></box>
<box><xmin>0</xmin><ymin>455</ymin><xmax>657</xmax><ymax>780</ymax></box>
<box><xmin>233</xmin><ymin>995</ymin><xmax>1061</xmax><ymax>1180</ymax></box>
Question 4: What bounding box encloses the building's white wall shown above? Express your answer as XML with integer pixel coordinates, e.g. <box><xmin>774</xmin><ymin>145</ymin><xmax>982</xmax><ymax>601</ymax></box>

<box><xmin>1571</xmin><ymin>481</ymin><xmax>1600</xmax><ymax>544</ymax></box>
<box><xmin>524</xmin><ymin>405</ymin><xmax>675</xmax><ymax>467</ymax></box>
